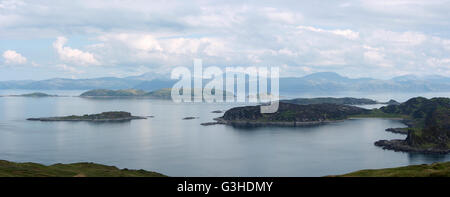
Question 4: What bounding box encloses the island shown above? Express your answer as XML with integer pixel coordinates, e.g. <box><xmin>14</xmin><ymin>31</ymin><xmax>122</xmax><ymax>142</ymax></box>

<box><xmin>27</xmin><ymin>111</ymin><xmax>147</xmax><ymax>122</ymax></box>
<box><xmin>212</xmin><ymin>102</ymin><xmax>370</xmax><ymax>127</ymax></box>
<box><xmin>208</xmin><ymin>97</ymin><xmax>450</xmax><ymax>154</ymax></box>
<box><xmin>0</xmin><ymin>160</ymin><xmax>166</xmax><ymax>177</ymax></box>
<box><xmin>183</xmin><ymin>117</ymin><xmax>199</xmax><ymax>120</ymax></box>
<box><xmin>4</xmin><ymin>92</ymin><xmax>59</xmax><ymax>97</ymax></box>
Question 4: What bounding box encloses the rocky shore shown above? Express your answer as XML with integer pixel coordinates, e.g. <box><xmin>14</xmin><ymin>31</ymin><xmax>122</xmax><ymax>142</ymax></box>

<box><xmin>374</xmin><ymin>139</ymin><xmax>450</xmax><ymax>154</ymax></box>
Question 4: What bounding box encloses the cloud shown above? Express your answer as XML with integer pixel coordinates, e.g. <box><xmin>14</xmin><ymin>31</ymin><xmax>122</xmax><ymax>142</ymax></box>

<box><xmin>95</xmin><ymin>32</ymin><xmax>228</xmax><ymax>65</ymax></box>
<box><xmin>297</xmin><ymin>26</ymin><xmax>360</xmax><ymax>40</ymax></box>
<box><xmin>367</xmin><ymin>30</ymin><xmax>427</xmax><ymax>46</ymax></box>
<box><xmin>265</xmin><ymin>8</ymin><xmax>303</xmax><ymax>24</ymax></box>
<box><xmin>53</xmin><ymin>36</ymin><xmax>100</xmax><ymax>66</ymax></box>
<box><xmin>0</xmin><ymin>1</ymin><xmax>450</xmax><ymax>79</ymax></box>
<box><xmin>2</xmin><ymin>50</ymin><xmax>27</xmax><ymax>64</ymax></box>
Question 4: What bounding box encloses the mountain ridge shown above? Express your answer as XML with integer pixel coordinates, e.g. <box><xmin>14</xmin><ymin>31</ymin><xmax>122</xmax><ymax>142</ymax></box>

<box><xmin>1</xmin><ymin>72</ymin><xmax>449</xmax><ymax>93</ymax></box>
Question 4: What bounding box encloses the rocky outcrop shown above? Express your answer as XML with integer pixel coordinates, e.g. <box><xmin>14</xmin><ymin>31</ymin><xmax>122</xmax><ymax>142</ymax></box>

<box><xmin>375</xmin><ymin>139</ymin><xmax>450</xmax><ymax>154</ymax></box>
<box><xmin>376</xmin><ymin>97</ymin><xmax>450</xmax><ymax>154</ymax></box>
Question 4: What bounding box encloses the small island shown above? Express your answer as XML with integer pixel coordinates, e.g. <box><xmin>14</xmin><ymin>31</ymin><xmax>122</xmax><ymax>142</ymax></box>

<box><xmin>183</xmin><ymin>117</ymin><xmax>199</xmax><ymax>120</ymax></box>
<box><xmin>27</xmin><ymin>111</ymin><xmax>146</xmax><ymax>122</ymax></box>
<box><xmin>5</xmin><ymin>92</ymin><xmax>59</xmax><ymax>97</ymax></box>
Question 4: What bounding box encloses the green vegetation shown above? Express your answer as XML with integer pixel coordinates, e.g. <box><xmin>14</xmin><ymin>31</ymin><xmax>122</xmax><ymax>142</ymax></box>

<box><xmin>220</xmin><ymin>102</ymin><xmax>370</xmax><ymax>126</ymax></box>
<box><xmin>377</xmin><ymin>97</ymin><xmax>450</xmax><ymax>151</ymax></box>
<box><xmin>0</xmin><ymin>160</ymin><xmax>166</xmax><ymax>177</ymax></box>
<box><xmin>335</xmin><ymin>162</ymin><xmax>450</xmax><ymax>177</ymax></box>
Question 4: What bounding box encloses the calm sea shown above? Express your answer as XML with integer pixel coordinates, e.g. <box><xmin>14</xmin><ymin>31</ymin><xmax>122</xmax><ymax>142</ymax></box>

<box><xmin>0</xmin><ymin>90</ymin><xmax>449</xmax><ymax>176</ymax></box>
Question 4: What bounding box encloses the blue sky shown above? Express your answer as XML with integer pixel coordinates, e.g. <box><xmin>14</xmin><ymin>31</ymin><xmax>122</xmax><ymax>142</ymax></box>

<box><xmin>1</xmin><ymin>0</ymin><xmax>450</xmax><ymax>80</ymax></box>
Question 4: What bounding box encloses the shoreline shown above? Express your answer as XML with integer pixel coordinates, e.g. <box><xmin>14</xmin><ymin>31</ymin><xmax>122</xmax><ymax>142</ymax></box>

<box><xmin>374</xmin><ymin>139</ymin><xmax>450</xmax><ymax>154</ymax></box>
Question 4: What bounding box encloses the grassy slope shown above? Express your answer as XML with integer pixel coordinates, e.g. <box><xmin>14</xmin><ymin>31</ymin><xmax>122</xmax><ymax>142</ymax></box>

<box><xmin>0</xmin><ymin>160</ymin><xmax>166</xmax><ymax>177</ymax></box>
<box><xmin>335</xmin><ymin>162</ymin><xmax>450</xmax><ymax>177</ymax></box>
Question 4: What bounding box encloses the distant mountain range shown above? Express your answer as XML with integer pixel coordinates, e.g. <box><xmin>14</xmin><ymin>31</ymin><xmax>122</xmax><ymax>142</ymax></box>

<box><xmin>1</xmin><ymin>72</ymin><xmax>450</xmax><ymax>93</ymax></box>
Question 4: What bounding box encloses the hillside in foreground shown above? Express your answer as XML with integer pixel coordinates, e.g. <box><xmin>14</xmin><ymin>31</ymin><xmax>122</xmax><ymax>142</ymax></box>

<box><xmin>335</xmin><ymin>162</ymin><xmax>450</xmax><ymax>177</ymax></box>
<box><xmin>0</xmin><ymin>160</ymin><xmax>166</xmax><ymax>177</ymax></box>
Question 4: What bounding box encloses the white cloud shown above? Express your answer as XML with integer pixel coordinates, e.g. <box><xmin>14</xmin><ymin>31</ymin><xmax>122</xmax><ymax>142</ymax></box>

<box><xmin>2</xmin><ymin>50</ymin><xmax>27</xmax><ymax>64</ymax></box>
<box><xmin>363</xmin><ymin>45</ymin><xmax>392</xmax><ymax>67</ymax></box>
<box><xmin>1</xmin><ymin>1</ymin><xmax>450</xmax><ymax>79</ymax></box>
<box><xmin>98</xmin><ymin>33</ymin><xmax>162</xmax><ymax>52</ymax></box>
<box><xmin>53</xmin><ymin>36</ymin><xmax>100</xmax><ymax>66</ymax></box>
<box><xmin>297</xmin><ymin>25</ymin><xmax>360</xmax><ymax>40</ymax></box>
<box><xmin>0</xmin><ymin>0</ymin><xmax>26</xmax><ymax>10</ymax></box>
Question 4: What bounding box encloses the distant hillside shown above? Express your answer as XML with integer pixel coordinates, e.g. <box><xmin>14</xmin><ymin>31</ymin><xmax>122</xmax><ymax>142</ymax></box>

<box><xmin>80</xmin><ymin>88</ymin><xmax>234</xmax><ymax>100</ymax></box>
<box><xmin>279</xmin><ymin>72</ymin><xmax>450</xmax><ymax>93</ymax></box>
<box><xmin>143</xmin><ymin>88</ymin><xmax>172</xmax><ymax>99</ymax></box>
<box><xmin>282</xmin><ymin>97</ymin><xmax>381</xmax><ymax>105</ymax></box>
<box><xmin>1</xmin><ymin>72</ymin><xmax>449</xmax><ymax>93</ymax></box>
<box><xmin>133</xmin><ymin>79</ymin><xmax>178</xmax><ymax>91</ymax></box>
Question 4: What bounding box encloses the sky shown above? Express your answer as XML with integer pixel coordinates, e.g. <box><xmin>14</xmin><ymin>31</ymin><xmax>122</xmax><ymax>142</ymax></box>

<box><xmin>0</xmin><ymin>0</ymin><xmax>450</xmax><ymax>80</ymax></box>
